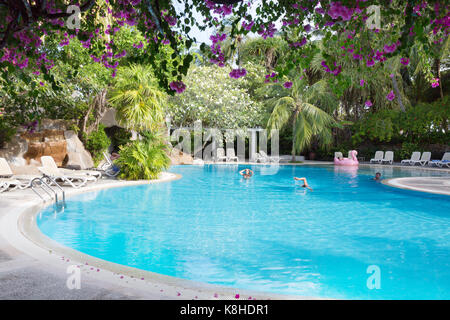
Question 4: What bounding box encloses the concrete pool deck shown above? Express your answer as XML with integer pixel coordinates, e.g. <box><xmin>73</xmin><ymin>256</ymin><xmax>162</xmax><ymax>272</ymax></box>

<box><xmin>0</xmin><ymin>171</ymin><xmax>305</xmax><ymax>300</ymax></box>
<box><xmin>383</xmin><ymin>176</ymin><xmax>450</xmax><ymax>196</ymax></box>
<box><xmin>0</xmin><ymin>163</ymin><xmax>449</xmax><ymax>300</ymax></box>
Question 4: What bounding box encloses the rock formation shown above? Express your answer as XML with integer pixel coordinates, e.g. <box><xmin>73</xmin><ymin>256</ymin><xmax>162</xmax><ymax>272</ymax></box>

<box><xmin>169</xmin><ymin>147</ymin><xmax>194</xmax><ymax>165</ymax></box>
<box><xmin>64</xmin><ymin>130</ymin><xmax>94</xmax><ymax>169</ymax></box>
<box><xmin>0</xmin><ymin>119</ymin><xmax>94</xmax><ymax>169</ymax></box>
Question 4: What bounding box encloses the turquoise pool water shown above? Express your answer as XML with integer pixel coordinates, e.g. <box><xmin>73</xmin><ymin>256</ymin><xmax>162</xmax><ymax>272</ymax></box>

<box><xmin>37</xmin><ymin>165</ymin><xmax>450</xmax><ymax>299</ymax></box>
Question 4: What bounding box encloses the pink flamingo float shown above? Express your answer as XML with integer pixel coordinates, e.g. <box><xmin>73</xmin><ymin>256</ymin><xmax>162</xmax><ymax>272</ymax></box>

<box><xmin>334</xmin><ymin>150</ymin><xmax>359</xmax><ymax>166</ymax></box>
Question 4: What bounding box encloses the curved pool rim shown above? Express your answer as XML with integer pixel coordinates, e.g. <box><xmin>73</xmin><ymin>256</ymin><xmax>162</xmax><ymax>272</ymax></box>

<box><xmin>15</xmin><ymin>164</ymin><xmax>450</xmax><ymax>299</ymax></box>
<box><xmin>10</xmin><ymin>171</ymin><xmax>304</xmax><ymax>299</ymax></box>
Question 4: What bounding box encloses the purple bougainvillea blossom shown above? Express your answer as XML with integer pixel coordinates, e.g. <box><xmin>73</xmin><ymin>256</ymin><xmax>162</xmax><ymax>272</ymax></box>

<box><xmin>383</xmin><ymin>43</ymin><xmax>397</xmax><ymax>53</ymax></box>
<box><xmin>431</xmin><ymin>78</ymin><xmax>440</xmax><ymax>88</ymax></box>
<box><xmin>229</xmin><ymin>68</ymin><xmax>247</xmax><ymax>79</ymax></box>
<box><xmin>400</xmin><ymin>57</ymin><xmax>410</xmax><ymax>65</ymax></box>
<box><xmin>169</xmin><ymin>81</ymin><xmax>186</xmax><ymax>93</ymax></box>
<box><xmin>283</xmin><ymin>81</ymin><xmax>293</xmax><ymax>88</ymax></box>
<box><xmin>386</xmin><ymin>91</ymin><xmax>395</xmax><ymax>101</ymax></box>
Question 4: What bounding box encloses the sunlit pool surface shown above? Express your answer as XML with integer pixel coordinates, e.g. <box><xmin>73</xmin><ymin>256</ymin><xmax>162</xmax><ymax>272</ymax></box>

<box><xmin>37</xmin><ymin>165</ymin><xmax>450</xmax><ymax>299</ymax></box>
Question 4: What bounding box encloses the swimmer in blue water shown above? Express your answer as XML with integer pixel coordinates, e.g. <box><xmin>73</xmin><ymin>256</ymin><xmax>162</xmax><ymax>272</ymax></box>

<box><xmin>239</xmin><ymin>168</ymin><xmax>254</xmax><ymax>179</ymax></box>
<box><xmin>373</xmin><ymin>172</ymin><xmax>382</xmax><ymax>181</ymax></box>
<box><xmin>294</xmin><ymin>177</ymin><xmax>313</xmax><ymax>191</ymax></box>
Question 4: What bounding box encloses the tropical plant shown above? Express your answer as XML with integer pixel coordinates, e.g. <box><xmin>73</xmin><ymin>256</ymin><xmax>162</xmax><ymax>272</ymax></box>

<box><xmin>168</xmin><ymin>63</ymin><xmax>266</xmax><ymax>129</ymax></box>
<box><xmin>115</xmin><ymin>132</ymin><xmax>170</xmax><ymax>180</ymax></box>
<box><xmin>85</xmin><ymin>124</ymin><xmax>111</xmax><ymax>165</ymax></box>
<box><xmin>0</xmin><ymin>118</ymin><xmax>16</xmax><ymax>149</ymax></box>
<box><xmin>2</xmin><ymin>1</ymin><xmax>445</xmax><ymax>96</ymax></box>
<box><xmin>351</xmin><ymin>95</ymin><xmax>450</xmax><ymax>145</ymax></box>
<box><xmin>239</xmin><ymin>37</ymin><xmax>289</xmax><ymax>70</ymax></box>
<box><xmin>108</xmin><ymin>65</ymin><xmax>167</xmax><ymax>132</ymax></box>
<box><xmin>265</xmin><ymin>74</ymin><xmax>338</xmax><ymax>161</ymax></box>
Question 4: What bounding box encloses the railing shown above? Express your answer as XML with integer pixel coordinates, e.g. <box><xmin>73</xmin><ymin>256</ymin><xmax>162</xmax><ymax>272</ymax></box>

<box><xmin>30</xmin><ymin>176</ymin><xmax>66</xmax><ymax>213</ymax></box>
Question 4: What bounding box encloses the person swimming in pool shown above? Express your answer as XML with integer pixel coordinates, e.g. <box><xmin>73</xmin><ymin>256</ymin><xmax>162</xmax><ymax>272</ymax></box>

<box><xmin>239</xmin><ymin>168</ymin><xmax>254</xmax><ymax>179</ymax></box>
<box><xmin>294</xmin><ymin>177</ymin><xmax>313</xmax><ymax>191</ymax></box>
<box><xmin>373</xmin><ymin>172</ymin><xmax>382</xmax><ymax>181</ymax></box>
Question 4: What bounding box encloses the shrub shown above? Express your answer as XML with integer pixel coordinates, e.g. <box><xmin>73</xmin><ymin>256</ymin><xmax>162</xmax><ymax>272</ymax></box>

<box><xmin>115</xmin><ymin>132</ymin><xmax>170</xmax><ymax>180</ymax></box>
<box><xmin>351</xmin><ymin>96</ymin><xmax>450</xmax><ymax>146</ymax></box>
<box><xmin>399</xmin><ymin>142</ymin><xmax>421</xmax><ymax>161</ymax></box>
<box><xmin>0</xmin><ymin>120</ymin><xmax>16</xmax><ymax>149</ymax></box>
<box><xmin>108</xmin><ymin>126</ymin><xmax>131</xmax><ymax>151</ymax></box>
<box><xmin>85</xmin><ymin>124</ymin><xmax>111</xmax><ymax>165</ymax></box>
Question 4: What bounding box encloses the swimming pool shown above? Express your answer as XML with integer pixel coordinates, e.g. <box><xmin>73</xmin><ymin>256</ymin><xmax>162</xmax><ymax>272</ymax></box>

<box><xmin>37</xmin><ymin>165</ymin><xmax>450</xmax><ymax>299</ymax></box>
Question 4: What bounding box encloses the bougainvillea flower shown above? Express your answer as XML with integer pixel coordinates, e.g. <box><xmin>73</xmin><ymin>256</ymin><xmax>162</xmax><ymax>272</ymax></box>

<box><xmin>169</xmin><ymin>81</ymin><xmax>186</xmax><ymax>93</ymax></box>
<box><xmin>229</xmin><ymin>68</ymin><xmax>247</xmax><ymax>79</ymax></box>
<box><xmin>431</xmin><ymin>78</ymin><xmax>440</xmax><ymax>87</ymax></box>
<box><xmin>283</xmin><ymin>81</ymin><xmax>293</xmax><ymax>88</ymax></box>
<box><xmin>386</xmin><ymin>91</ymin><xmax>395</xmax><ymax>101</ymax></box>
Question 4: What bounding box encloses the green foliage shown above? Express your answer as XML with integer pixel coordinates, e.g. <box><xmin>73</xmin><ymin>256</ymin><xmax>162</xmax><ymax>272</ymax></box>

<box><xmin>266</xmin><ymin>73</ymin><xmax>337</xmax><ymax>156</ymax></box>
<box><xmin>0</xmin><ymin>119</ymin><xmax>16</xmax><ymax>149</ymax></box>
<box><xmin>168</xmin><ymin>63</ymin><xmax>267</xmax><ymax>129</ymax></box>
<box><xmin>85</xmin><ymin>124</ymin><xmax>111</xmax><ymax>165</ymax></box>
<box><xmin>106</xmin><ymin>127</ymin><xmax>132</xmax><ymax>151</ymax></box>
<box><xmin>115</xmin><ymin>132</ymin><xmax>170</xmax><ymax>180</ymax></box>
<box><xmin>351</xmin><ymin>109</ymin><xmax>396</xmax><ymax>144</ymax></box>
<box><xmin>108</xmin><ymin>64</ymin><xmax>167</xmax><ymax>131</ymax></box>
<box><xmin>352</xmin><ymin>96</ymin><xmax>450</xmax><ymax>145</ymax></box>
<box><xmin>399</xmin><ymin>142</ymin><xmax>421</xmax><ymax>161</ymax></box>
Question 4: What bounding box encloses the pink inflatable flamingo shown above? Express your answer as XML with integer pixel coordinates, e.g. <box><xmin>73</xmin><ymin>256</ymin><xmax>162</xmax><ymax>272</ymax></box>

<box><xmin>334</xmin><ymin>150</ymin><xmax>359</xmax><ymax>166</ymax></box>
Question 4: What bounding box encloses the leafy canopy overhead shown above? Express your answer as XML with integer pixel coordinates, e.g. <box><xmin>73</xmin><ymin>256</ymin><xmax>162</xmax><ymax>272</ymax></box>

<box><xmin>1</xmin><ymin>0</ymin><xmax>448</xmax><ymax>94</ymax></box>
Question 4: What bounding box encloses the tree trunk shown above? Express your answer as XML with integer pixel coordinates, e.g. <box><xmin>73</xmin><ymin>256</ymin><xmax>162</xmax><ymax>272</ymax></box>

<box><xmin>434</xmin><ymin>58</ymin><xmax>444</xmax><ymax>100</ymax></box>
<box><xmin>80</xmin><ymin>89</ymin><xmax>109</xmax><ymax>142</ymax></box>
<box><xmin>291</xmin><ymin>108</ymin><xmax>300</xmax><ymax>162</ymax></box>
<box><xmin>391</xmin><ymin>75</ymin><xmax>405</xmax><ymax>112</ymax></box>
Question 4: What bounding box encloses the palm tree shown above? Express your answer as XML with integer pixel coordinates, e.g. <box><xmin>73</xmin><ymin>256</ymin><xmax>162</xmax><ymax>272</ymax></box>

<box><xmin>265</xmin><ymin>76</ymin><xmax>338</xmax><ymax>161</ymax></box>
<box><xmin>108</xmin><ymin>64</ymin><xmax>166</xmax><ymax>132</ymax></box>
<box><xmin>239</xmin><ymin>37</ymin><xmax>289</xmax><ymax>70</ymax></box>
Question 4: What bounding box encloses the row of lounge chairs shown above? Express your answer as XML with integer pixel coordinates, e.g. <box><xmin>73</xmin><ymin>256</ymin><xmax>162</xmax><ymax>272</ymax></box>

<box><xmin>370</xmin><ymin>151</ymin><xmax>450</xmax><ymax>167</ymax></box>
<box><xmin>215</xmin><ymin>148</ymin><xmax>239</xmax><ymax>162</ymax></box>
<box><xmin>370</xmin><ymin>151</ymin><xmax>394</xmax><ymax>164</ymax></box>
<box><xmin>0</xmin><ymin>153</ymin><xmax>120</xmax><ymax>194</ymax></box>
<box><xmin>215</xmin><ymin>148</ymin><xmax>280</xmax><ymax>163</ymax></box>
<box><xmin>428</xmin><ymin>152</ymin><xmax>450</xmax><ymax>167</ymax></box>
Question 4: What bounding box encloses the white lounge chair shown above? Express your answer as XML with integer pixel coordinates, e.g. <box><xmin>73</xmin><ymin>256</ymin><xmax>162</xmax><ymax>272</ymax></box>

<box><xmin>226</xmin><ymin>148</ymin><xmax>239</xmax><ymax>162</ymax></box>
<box><xmin>39</xmin><ymin>156</ymin><xmax>91</xmax><ymax>188</ymax></box>
<box><xmin>41</xmin><ymin>156</ymin><xmax>101</xmax><ymax>181</ymax></box>
<box><xmin>255</xmin><ymin>152</ymin><xmax>268</xmax><ymax>163</ymax></box>
<box><xmin>381</xmin><ymin>151</ymin><xmax>394</xmax><ymax>164</ymax></box>
<box><xmin>401</xmin><ymin>152</ymin><xmax>421</xmax><ymax>165</ymax></box>
<box><xmin>258</xmin><ymin>150</ymin><xmax>280</xmax><ymax>163</ymax></box>
<box><xmin>439</xmin><ymin>160</ymin><xmax>450</xmax><ymax>168</ymax></box>
<box><xmin>412</xmin><ymin>152</ymin><xmax>431</xmax><ymax>166</ymax></box>
<box><xmin>0</xmin><ymin>158</ymin><xmax>34</xmax><ymax>192</ymax></box>
<box><xmin>429</xmin><ymin>152</ymin><xmax>450</xmax><ymax>168</ymax></box>
<box><xmin>215</xmin><ymin>148</ymin><xmax>227</xmax><ymax>162</ymax></box>
<box><xmin>0</xmin><ymin>177</ymin><xmax>30</xmax><ymax>193</ymax></box>
<box><xmin>101</xmin><ymin>152</ymin><xmax>120</xmax><ymax>177</ymax></box>
<box><xmin>370</xmin><ymin>151</ymin><xmax>384</xmax><ymax>164</ymax></box>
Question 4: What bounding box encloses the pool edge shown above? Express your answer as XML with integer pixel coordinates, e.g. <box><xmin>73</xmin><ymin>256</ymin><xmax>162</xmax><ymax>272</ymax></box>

<box><xmin>1</xmin><ymin>172</ymin><xmax>321</xmax><ymax>300</ymax></box>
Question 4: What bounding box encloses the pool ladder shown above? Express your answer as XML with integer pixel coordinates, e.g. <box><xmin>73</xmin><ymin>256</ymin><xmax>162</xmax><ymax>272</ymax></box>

<box><xmin>31</xmin><ymin>176</ymin><xmax>66</xmax><ymax>213</ymax></box>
